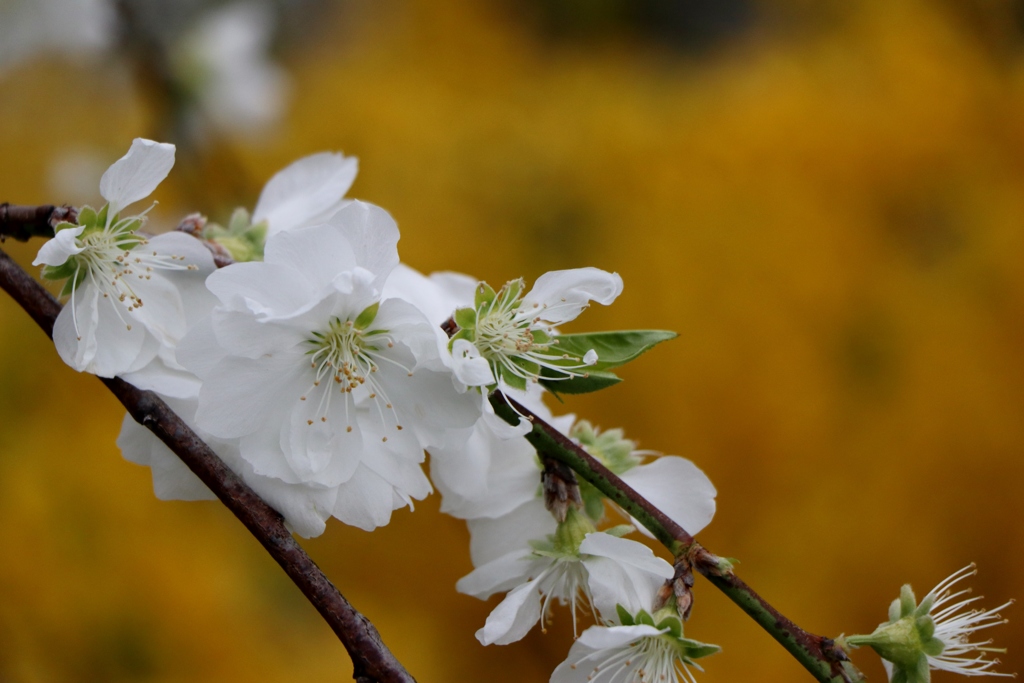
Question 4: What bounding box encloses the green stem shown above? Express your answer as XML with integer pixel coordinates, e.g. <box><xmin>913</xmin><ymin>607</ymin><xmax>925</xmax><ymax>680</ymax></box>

<box><xmin>489</xmin><ymin>391</ymin><xmax>865</xmax><ymax>683</ymax></box>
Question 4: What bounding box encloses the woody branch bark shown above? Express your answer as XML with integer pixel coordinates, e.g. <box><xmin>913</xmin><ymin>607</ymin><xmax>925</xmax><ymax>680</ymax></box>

<box><xmin>0</xmin><ymin>245</ymin><xmax>415</xmax><ymax>683</ymax></box>
<box><xmin>0</xmin><ymin>203</ymin><xmax>74</xmax><ymax>241</ymax></box>
<box><xmin>490</xmin><ymin>391</ymin><xmax>865</xmax><ymax>683</ymax></box>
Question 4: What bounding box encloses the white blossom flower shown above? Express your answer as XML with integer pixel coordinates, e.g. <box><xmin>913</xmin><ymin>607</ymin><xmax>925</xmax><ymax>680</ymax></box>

<box><xmin>457</xmin><ymin>510</ymin><xmax>674</xmax><ymax>646</ymax></box>
<box><xmin>0</xmin><ymin>0</ymin><xmax>114</xmax><ymax>74</ymax></box>
<box><xmin>33</xmin><ymin>138</ymin><xmax>215</xmax><ymax>377</ymax></box>
<box><xmin>252</xmin><ymin>151</ymin><xmax>357</xmax><ymax>237</ymax></box>
<box><xmin>847</xmin><ymin>565</ymin><xmax>1013</xmax><ymax>683</ymax></box>
<box><xmin>179</xmin><ymin>202</ymin><xmax>478</xmax><ymax>529</ymax></box>
<box><xmin>172</xmin><ymin>1</ymin><xmax>291</xmax><ymax>134</ymax></box>
<box><xmin>550</xmin><ymin>558</ymin><xmax>720</xmax><ymax>683</ymax></box>
<box><xmin>448</xmin><ymin>268</ymin><xmax>623</xmax><ymax>389</ymax></box>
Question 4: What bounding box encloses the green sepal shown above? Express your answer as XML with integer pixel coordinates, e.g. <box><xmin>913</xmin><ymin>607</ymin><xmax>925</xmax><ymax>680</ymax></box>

<box><xmin>616</xmin><ymin>605</ymin><xmax>635</xmax><ymax>626</ymax></box>
<box><xmin>634</xmin><ymin>609</ymin><xmax>655</xmax><ymax>627</ymax></box>
<box><xmin>499</xmin><ymin>365</ymin><xmax>528</xmax><ymax>391</ymax></box>
<box><xmin>915</xmin><ymin>615</ymin><xmax>935</xmax><ymax>642</ymax></box>
<box><xmin>226</xmin><ymin>207</ymin><xmax>251</xmax><ymax>234</ymax></box>
<box><xmin>899</xmin><ymin>585</ymin><xmax>917</xmax><ymax>618</ymax></box>
<box><xmin>498</xmin><ymin>278</ymin><xmax>523</xmax><ymax>308</ymax></box>
<box><xmin>448</xmin><ymin>328</ymin><xmax>474</xmax><ymax>348</ymax></box>
<box><xmin>42</xmin><ymin>260</ymin><xmax>79</xmax><ymax>283</ymax></box>
<box><xmin>474</xmin><ymin>281</ymin><xmax>496</xmax><ymax>308</ymax></box>
<box><xmin>914</xmin><ymin>594</ymin><xmax>935</xmax><ymax>618</ymax></box>
<box><xmin>602</xmin><ymin>524</ymin><xmax>634</xmax><ymax>538</ymax></box>
<box><xmin>912</xmin><ymin>652</ymin><xmax>931</xmax><ymax>683</ymax></box>
<box><xmin>58</xmin><ymin>272</ymin><xmax>86</xmax><ymax>297</ymax></box>
<box><xmin>679</xmin><ymin>638</ymin><xmax>722</xmax><ymax>660</ymax></box>
<box><xmin>921</xmin><ymin>636</ymin><xmax>944</xmax><ymax>658</ymax></box>
<box><xmin>579</xmin><ymin>479</ymin><xmax>607</xmax><ymax>521</ymax></box>
<box><xmin>540</xmin><ymin>369</ymin><xmax>622</xmax><ymax>395</ymax></box>
<box><xmin>354</xmin><ymin>302</ymin><xmax>380</xmax><ymax>330</ymax></box>
<box><xmin>93</xmin><ymin>204</ymin><xmax>109</xmax><ymax>230</ymax></box>
<box><xmin>454</xmin><ymin>307</ymin><xmax>477</xmax><ymax>329</ymax></box>
<box><xmin>75</xmin><ymin>205</ymin><xmax>101</xmax><ymax>230</ymax></box>
<box><xmin>551</xmin><ymin>330</ymin><xmax>677</xmax><ymax>371</ymax></box>
<box><xmin>889</xmin><ymin>598</ymin><xmax>902</xmax><ymax>623</ymax></box>
<box><xmin>656</xmin><ymin>615</ymin><xmax>683</xmax><ymax>639</ymax></box>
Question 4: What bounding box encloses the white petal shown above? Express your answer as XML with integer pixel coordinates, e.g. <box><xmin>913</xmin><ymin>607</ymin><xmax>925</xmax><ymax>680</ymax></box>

<box><xmin>581</xmin><ymin>533</ymin><xmax>673</xmax><ymax>617</ymax></box>
<box><xmin>382</xmin><ymin>265</ymin><xmax>473</xmax><ymax>327</ymax></box>
<box><xmin>196</xmin><ymin>352</ymin><xmax>305</xmax><ymax>438</ymax></box>
<box><xmin>119</xmin><ymin>356</ymin><xmax>201</xmax><ymax>399</ymax></box>
<box><xmin>331</xmin><ymin>465</ymin><xmax>399</xmax><ymax>531</ymax></box>
<box><xmin>468</xmin><ymin>501</ymin><xmax>557</xmax><ymax>567</ymax></box>
<box><xmin>116</xmin><ymin>411</ymin><xmax>214</xmax><ymax>501</ymax></box>
<box><xmin>176</xmin><ymin>315</ymin><xmax>228</xmax><ymax>378</ymax></box>
<box><xmin>451</xmin><ymin>338</ymin><xmax>495</xmax><ymax>386</ymax></box>
<box><xmin>577</xmin><ymin>624</ymin><xmax>666</xmax><ymax>649</ymax></box>
<box><xmin>99</xmin><ymin>138</ymin><xmax>175</xmax><ymax>218</ymax></box>
<box><xmin>253</xmin><ymin>152</ymin><xmax>357</xmax><ymax>236</ymax></box>
<box><xmin>263</xmin><ymin>221</ymin><xmax>359</xmax><ymax>292</ymax></box>
<box><xmin>582</xmin><ymin>349</ymin><xmax>598</xmax><ymax>365</ymax></box>
<box><xmin>205</xmin><ymin>261</ymin><xmax>318</xmax><ymax>318</ymax></box>
<box><xmin>456</xmin><ymin>549</ymin><xmax>543</xmax><ymax>599</ymax></box>
<box><xmin>210</xmin><ymin>309</ymin><xmax>301</xmax><ymax>359</ymax></box>
<box><xmin>520</xmin><ymin>267</ymin><xmax>623</xmax><ymax>325</ymax></box>
<box><xmin>318</xmin><ymin>201</ymin><xmax>400</xmax><ymax>288</ymax></box>
<box><xmin>374</xmin><ymin>362</ymin><xmax>480</xmax><ymax>451</ymax></box>
<box><xmin>33</xmin><ymin>225</ymin><xmax>84</xmax><ymax>266</ymax></box>
<box><xmin>475</xmin><ymin>579</ymin><xmax>544</xmax><ymax>646</ymax></box>
<box><xmin>620</xmin><ymin>456</ymin><xmax>717</xmax><ymax>536</ymax></box>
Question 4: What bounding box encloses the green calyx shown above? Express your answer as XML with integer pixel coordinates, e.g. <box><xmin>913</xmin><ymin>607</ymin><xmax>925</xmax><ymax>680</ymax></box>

<box><xmin>202</xmin><ymin>208</ymin><xmax>268</xmax><ymax>263</ymax></box>
<box><xmin>41</xmin><ymin>204</ymin><xmax>145</xmax><ymax>296</ymax></box>
<box><xmin>529</xmin><ymin>506</ymin><xmax>598</xmax><ymax>559</ymax></box>
<box><xmin>844</xmin><ymin>584</ymin><xmax>944</xmax><ymax>683</ymax></box>
<box><xmin>615</xmin><ymin>603</ymin><xmax>722</xmax><ymax>662</ymax></box>
<box><xmin>450</xmin><ymin>277</ymin><xmax>679</xmax><ymax>395</ymax></box>
<box><xmin>571</xmin><ymin>420</ymin><xmax>640</xmax><ymax>475</ymax></box>
<box><xmin>569</xmin><ymin>421</ymin><xmax>641</xmax><ymax>522</ymax></box>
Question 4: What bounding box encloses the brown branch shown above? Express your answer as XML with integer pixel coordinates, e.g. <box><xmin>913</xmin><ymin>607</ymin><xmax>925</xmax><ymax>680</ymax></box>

<box><xmin>0</xmin><ymin>246</ymin><xmax>415</xmax><ymax>683</ymax></box>
<box><xmin>0</xmin><ymin>203</ymin><xmax>76</xmax><ymax>241</ymax></box>
<box><xmin>491</xmin><ymin>391</ymin><xmax>864</xmax><ymax>683</ymax></box>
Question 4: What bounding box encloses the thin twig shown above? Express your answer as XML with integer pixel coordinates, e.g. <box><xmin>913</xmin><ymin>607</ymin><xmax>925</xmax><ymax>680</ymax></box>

<box><xmin>490</xmin><ymin>391</ymin><xmax>865</xmax><ymax>683</ymax></box>
<box><xmin>0</xmin><ymin>246</ymin><xmax>415</xmax><ymax>683</ymax></box>
<box><xmin>0</xmin><ymin>203</ymin><xmax>75</xmax><ymax>241</ymax></box>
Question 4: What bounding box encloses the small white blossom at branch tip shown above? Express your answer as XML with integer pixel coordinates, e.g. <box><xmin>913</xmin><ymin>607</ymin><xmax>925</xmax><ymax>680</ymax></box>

<box><xmin>457</xmin><ymin>509</ymin><xmax>674</xmax><ymax>646</ymax></box>
<box><xmin>846</xmin><ymin>564</ymin><xmax>1014</xmax><ymax>683</ymax></box>
<box><xmin>550</xmin><ymin>564</ymin><xmax>720</xmax><ymax>683</ymax></box>
<box><xmin>33</xmin><ymin>138</ymin><xmax>214</xmax><ymax>377</ymax></box>
<box><xmin>448</xmin><ymin>268</ymin><xmax>622</xmax><ymax>390</ymax></box>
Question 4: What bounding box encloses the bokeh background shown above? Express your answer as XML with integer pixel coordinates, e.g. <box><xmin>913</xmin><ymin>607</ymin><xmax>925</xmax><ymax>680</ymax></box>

<box><xmin>1</xmin><ymin>0</ymin><xmax>1023</xmax><ymax>681</ymax></box>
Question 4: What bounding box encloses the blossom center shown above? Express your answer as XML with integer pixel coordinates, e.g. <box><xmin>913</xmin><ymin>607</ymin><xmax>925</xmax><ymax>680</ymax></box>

<box><xmin>303</xmin><ymin>315</ymin><xmax>406</xmax><ymax>439</ymax></box>
<box><xmin>307</xmin><ymin>317</ymin><xmax>378</xmax><ymax>393</ymax></box>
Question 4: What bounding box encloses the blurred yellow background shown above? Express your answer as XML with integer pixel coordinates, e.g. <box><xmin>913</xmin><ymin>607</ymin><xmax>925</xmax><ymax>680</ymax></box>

<box><xmin>1</xmin><ymin>0</ymin><xmax>1022</xmax><ymax>681</ymax></box>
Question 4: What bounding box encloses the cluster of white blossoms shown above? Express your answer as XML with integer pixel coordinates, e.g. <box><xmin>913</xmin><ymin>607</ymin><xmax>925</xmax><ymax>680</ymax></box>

<box><xmin>34</xmin><ymin>139</ymin><xmax>1011</xmax><ymax>683</ymax></box>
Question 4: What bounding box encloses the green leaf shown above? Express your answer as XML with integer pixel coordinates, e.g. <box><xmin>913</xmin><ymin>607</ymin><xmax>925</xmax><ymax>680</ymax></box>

<box><xmin>540</xmin><ymin>370</ymin><xmax>622</xmax><ymax>395</ymax></box>
<box><xmin>551</xmin><ymin>330</ymin><xmax>677</xmax><ymax>371</ymax></box>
